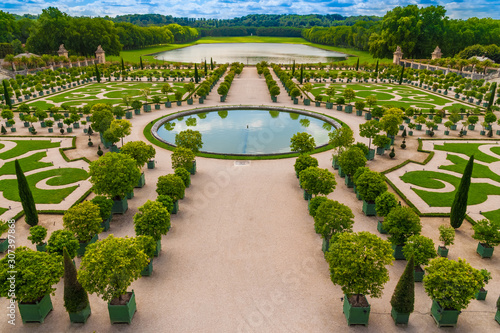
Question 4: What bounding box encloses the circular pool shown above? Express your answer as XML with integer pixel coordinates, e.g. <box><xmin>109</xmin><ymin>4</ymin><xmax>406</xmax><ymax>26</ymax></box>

<box><xmin>152</xmin><ymin>106</ymin><xmax>340</xmax><ymax>156</ymax></box>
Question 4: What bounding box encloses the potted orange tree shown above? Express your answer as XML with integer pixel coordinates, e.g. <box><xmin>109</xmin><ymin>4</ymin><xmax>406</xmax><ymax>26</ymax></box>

<box><xmin>383</xmin><ymin>206</ymin><xmax>422</xmax><ymax>260</ymax></box>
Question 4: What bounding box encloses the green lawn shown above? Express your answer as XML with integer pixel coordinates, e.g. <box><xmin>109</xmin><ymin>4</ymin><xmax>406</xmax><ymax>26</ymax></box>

<box><xmin>434</xmin><ymin>143</ymin><xmax>500</xmax><ymax>163</ymax></box>
<box><xmin>482</xmin><ymin>209</ymin><xmax>500</xmax><ymax>223</ymax></box>
<box><xmin>439</xmin><ymin>155</ymin><xmax>500</xmax><ymax>183</ymax></box>
<box><xmin>0</xmin><ymin>207</ymin><xmax>8</xmax><ymax>216</ymax></box>
<box><xmin>401</xmin><ymin>171</ymin><xmax>500</xmax><ymax>207</ymax></box>
<box><xmin>0</xmin><ymin>152</ymin><xmax>53</xmax><ymax>174</ymax></box>
<box><xmin>0</xmin><ymin>168</ymin><xmax>88</xmax><ymax>204</ymax></box>
<box><xmin>0</xmin><ymin>140</ymin><xmax>61</xmax><ymax>160</ymax></box>
<box><xmin>109</xmin><ymin>36</ymin><xmax>384</xmax><ymax>65</ymax></box>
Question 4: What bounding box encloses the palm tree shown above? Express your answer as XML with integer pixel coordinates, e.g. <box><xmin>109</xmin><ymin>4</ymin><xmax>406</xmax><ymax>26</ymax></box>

<box><xmin>481</xmin><ymin>59</ymin><xmax>493</xmax><ymax>75</ymax></box>
<box><xmin>457</xmin><ymin>59</ymin><xmax>469</xmax><ymax>73</ymax></box>
<box><xmin>4</xmin><ymin>54</ymin><xmax>15</xmax><ymax>70</ymax></box>
<box><xmin>469</xmin><ymin>57</ymin><xmax>480</xmax><ymax>72</ymax></box>
<box><xmin>447</xmin><ymin>58</ymin><xmax>458</xmax><ymax>70</ymax></box>
<box><xmin>41</xmin><ymin>54</ymin><xmax>52</xmax><ymax>67</ymax></box>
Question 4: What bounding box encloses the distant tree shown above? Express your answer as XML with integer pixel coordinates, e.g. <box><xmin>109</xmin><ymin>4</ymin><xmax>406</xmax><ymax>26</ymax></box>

<box><xmin>15</xmin><ymin>160</ymin><xmax>38</xmax><ymax>226</ymax></box>
<box><xmin>450</xmin><ymin>155</ymin><xmax>474</xmax><ymax>228</ymax></box>
<box><xmin>290</xmin><ymin>132</ymin><xmax>316</xmax><ymax>154</ymax></box>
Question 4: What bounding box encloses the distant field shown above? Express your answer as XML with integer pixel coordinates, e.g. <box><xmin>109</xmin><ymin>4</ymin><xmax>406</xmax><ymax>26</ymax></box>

<box><xmin>108</xmin><ymin>36</ymin><xmax>383</xmax><ymax>65</ymax></box>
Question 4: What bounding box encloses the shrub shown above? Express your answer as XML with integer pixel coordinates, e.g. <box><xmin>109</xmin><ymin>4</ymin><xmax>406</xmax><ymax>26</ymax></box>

<box><xmin>438</xmin><ymin>225</ymin><xmax>455</xmax><ymax>247</ymax></box>
<box><xmin>63</xmin><ymin>201</ymin><xmax>103</xmax><ymax>242</ymax></box>
<box><xmin>156</xmin><ymin>194</ymin><xmax>174</xmax><ymax>212</ymax></box>
<box><xmin>90</xmin><ymin>196</ymin><xmax>113</xmax><ymax>221</ymax></box>
<box><xmin>299</xmin><ymin>167</ymin><xmax>336</xmax><ymax>197</ymax></box>
<box><xmin>390</xmin><ymin>255</ymin><xmax>415</xmax><ymax>313</ymax></box>
<box><xmin>28</xmin><ymin>225</ymin><xmax>47</xmax><ymax>246</ymax></box>
<box><xmin>356</xmin><ymin>171</ymin><xmax>387</xmax><ymax>202</ymax></box>
<box><xmin>47</xmin><ymin>229</ymin><xmax>79</xmax><ymax>258</ymax></box>
<box><xmin>472</xmin><ymin>218</ymin><xmax>500</xmax><ymax>247</ymax></box>
<box><xmin>174</xmin><ymin>167</ymin><xmax>191</xmax><ymax>187</ymax></box>
<box><xmin>134</xmin><ymin>200</ymin><xmax>171</xmax><ymax>241</ymax></box>
<box><xmin>308</xmin><ymin>196</ymin><xmax>329</xmax><ymax>217</ymax></box>
<box><xmin>156</xmin><ymin>174</ymin><xmax>186</xmax><ymax>201</ymax></box>
<box><xmin>338</xmin><ymin>146</ymin><xmax>366</xmax><ymax>177</ymax></box>
<box><xmin>314</xmin><ymin>200</ymin><xmax>354</xmax><ymax>240</ymax></box>
<box><xmin>63</xmin><ymin>248</ymin><xmax>89</xmax><ymax>313</ymax></box>
<box><xmin>383</xmin><ymin>206</ymin><xmax>421</xmax><ymax>245</ymax></box>
<box><xmin>175</xmin><ymin>129</ymin><xmax>203</xmax><ymax>152</ymax></box>
<box><xmin>294</xmin><ymin>155</ymin><xmax>318</xmax><ymax>176</ymax></box>
<box><xmin>402</xmin><ymin>235</ymin><xmax>437</xmax><ymax>266</ymax></box>
<box><xmin>375</xmin><ymin>191</ymin><xmax>398</xmax><ymax>217</ymax></box>
<box><xmin>171</xmin><ymin>147</ymin><xmax>195</xmax><ymax>170</ymax></box>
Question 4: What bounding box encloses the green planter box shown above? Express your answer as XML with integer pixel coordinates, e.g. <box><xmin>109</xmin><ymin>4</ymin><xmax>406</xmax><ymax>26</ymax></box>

<box><xmin>365</xmin><ymin>149</ymin><xmax>375</xmax><ymax>161</ymax></box>
<box><xmin>480</xmin><ymin>130</ymin><xmax>486</xmax><ymax>136</ymax></box>
<box><xmin>154</xmin><ymin>239</ymin><xmax>161</xmax><ymax>257</ymax></box>
<box><xmin>112</xmin><ymin>197</ymin><xmax>128</xmax><ymax>214</ymax></box>
<box><xmin>315</xmin><ymin>101</ymin><xmax>321</xmax><ymax>107</ymax></box>
<box><xmin>293</xmin><ymin>98</ymin><xmax>298</xmax><ymax>104</ymax></box>
<box><xmin>338</xmin><ymin>166</ymin><xmax>345</xmax><ymax>178</ymax></box>
<box><xmin>437</xmin><ymin>246</ymin><xmax>448</xmax><ymax>257</ymax></box>
<box><xmin>135</xmin><ymin>172</ymin><xmax>146</xmax><ymax>188</ymax></box>
<box><xmin>67</xmin><ymin>127</ymin><xmax>73</xmax><ymax>133</ymax></box>
<box><xmin>476</xmin><ymin>242</ymin><xmax>494</xmax><ymax>258</ymax></box>
<box><xmin>377</xmin><ymin>220</ymin><xmax>387</xmax><ymax>234</ymax></box>
<box><xmin>416</xmin><ymin>124</ymin><xmax>422</xmax><ymax>130</ymax></box>
<box><xmin>344</xmin><ymin>105</ymin><xmax>353</xmax><ymax>113</ymax></box>
<box><xmin>468</xmin><ymin>125</ymin><xmax>475</xmax><ymax>131</ymax></box>
<box><xmin>77</xmin><ymin>234</ymin><xmax>98</xmax><ymax>257</ymax></box>
<box><xmin>18</xmin><ymin>294</ymin><xmax>53</xmax><ymax>323</ymax></box>
<box><xmin>110</xmin><ymin>145</ymin><xmax>119</xmax><ymax>153</ymax></box>
<box><xmin>450</xmin><ymin>124</ymin><xmax>457</xmax><ymax>130</ymax></box>
<box><xmin>189</xmin><ymin>160</ymin><xmax>197</xmax><ymax>175</ymax></box>
<box><xmin>177</xmin><ymin>101</ymin><xmax>182</xmax><ymax>106</ymax></box>
<box><xmin>101</xmin><ymin>216</ymin><xmax>111</xmax><ymax>232</ymax></box>
<box><xmin>332</xmin><ymin>159</ymin><xmax>339</xmax><ymax>170</ymax></box>
<box><xmin>108</xmin><ymin>290</ymin><xmax>137</xmax><ymax>324</ymax></box>
<box><xmin>73</xmin><ymin>122</ymin><xmax>80</xmax><ymax>128</ymax></box>
<box><xmin>322</xmin><ymin>237</ymin><xmax>330</xmax><ymax>254</ymax></box>
<box><xmin>134</xmin><ymin>109</ymin><xmax>141</xmax><ymax>115</ymax></box>
<box><xmin>343</xmin><ymin>295</ymin><xmax>370</xmax><ymax>326</ymax></box>
<box><xmin>430</xmin><ymin>300</ymin><xmax>460</xmax><ymax>327</ymax></box>
<box><xmin>199</xmin><ymin>97</ymin><xmax>205</xmax><ymax>104</ymax></box>
<box><xmin>413</xmin><ymin>267</ymin><xmax>425</xmax><ymax>282</ymax></box>
<box><xmin>171</xmin><ymin>200</ymin><xmax>179</xmax><ymax>214</ymax></box>
<box><xmin>391</xmin><ymin>308</ymin><xmax>410</xmax><ymax>325</ymax></box>
<box><xmin>10</xmin><ymin>127</ymin><xmax>16</xmax><ymax>132</ymax></box>
<box><xmin>365</xmin><ymin>113</ymin><xmax>372</xmax><ymax>120</ymax></box>
<box><xmin>41</xmin><ymin>121</ymin><xmax>46</xmax><ymax>128</ymax></box>
<box><xmin>69</xmin><ymin>302</ymin><xmax>91</xmax><ymax>323</ymax></box>
<box><xmin>362</xmin><ymin>200</ymin><xmax>376</xmax><ymax>216</ymax></box>
<box><xmin>126</xmin><ymin>111</ymin><xmax>133</xmax><ymax>119</ymax></box>
<box><xmin>303</xmin><ymin>99</ymin><xmax>310</xmax><ymax>106</ymax></box>
<box><xmin>147</xmin><ymin>160</ymin><xmax>155</xmax><ymax>169</ymax></box>
<box><xmin>495</xmin><ymin>310</ymin><xmax>500</xmax><ymax>324</ymax></box>
<box><xmin>356</xmin><ymin>110</ymin><xmax>363</xmax><ymax>116</ymax></box>
<box><xmin>141</xmin><ymin>259</ymin><xmax>153</xmax><ymax>276</ymax></box>
<box><xmin>376</xmin><ymin>147</ymin><xmax>385</xmax><ymax>155</ymax></box>
<box><xmin>335</xmin><ymin>104</ymin><xmax>341</xmax><ymax>111</ymax></box>
<box><xmin>303</xmin><ymin>190</ymin><xmax>312</xmax><ymax>201</ymax></box>
<box><xmin>36</xmin><ymin>242</ymin><xmax>47</xmax><ymax>252</ymax></box>
<box><xmin>187</xmin><ymin>98</ymin><xmax>194</xmax><ymax>105</ymax></box>
<box><xmin>345</xmin><ymin>175</ymin><xmax>354</xmax><ymax>188</ymax></box>
<box><xmin>155</xmin><ymin>104</ymin><xmax>161</xmax><ymax>110</ymax></box>
<box><xmin>165</xmin><ymin>101</ymin><xmax>172</xmax><ymax>108</ymax></box>
<box><xmin>444</xmin><ymin>130</ymin><xmax>449</xmax><ymax>135</ymax></box>
<box><xmin>0</xmin><ymin>238</ymin><xmax>8</xmax><ymax>252</ymax></box>
<box><xmin>475</xmin><ymin>288</ymin><xmax>487</xmax><ymax>300</ymax></box>
<box><xmin>392</xmin><ymin>244</ymin><xmax>405</xmax><ymax>260</ymax></box>
<box><xmin>126</xmin><ymin>191</ymin><xmax>134</xmax><ymax>199</ymax></box>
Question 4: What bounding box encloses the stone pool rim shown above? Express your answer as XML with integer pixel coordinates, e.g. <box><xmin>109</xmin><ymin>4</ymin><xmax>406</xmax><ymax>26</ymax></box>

<box><xmin>151</xmin><ymin>105</ymin><xmax>341</xmax><ymax>157</ymax></box>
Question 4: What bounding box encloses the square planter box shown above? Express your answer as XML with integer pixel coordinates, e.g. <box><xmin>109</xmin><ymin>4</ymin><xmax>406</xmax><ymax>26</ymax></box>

<box><xmin>67</xmin><ymin>127</ymin><xmax>73</xmax><ymax>133</ymax></box>
<box><xmin>356</xmin><ymin>110</ymin><xmax>363</xmax><ymax>116</ymax></box>
<box><xmin>391</xmin><ymin>308</ymin><xmax>410</xmax><ymax>325</ymax></box>
<box><xmin>134</xmin><ymin>109</ymin><xmax>141</xmax><ymax>115</ymax></box>
<box><xmin>126</xmin><ymin>111</ymin><xmax>133</xmax><ymax>119</ymax></box>
<box><xmin>10</xmin><ymin>127</ymin><xmax>16</xmax><ymax>132</ymax></box>
<box><xmin>108</xmin><ymin>290</ymin><xmax>137</xmax><ymax>324</ymax></box>
<box><xmin>165</xmin><ymin>101</ymin><xmax>172</xmax><ymax>108</ymax></box>
<box><xmin>365</xmin><ymin>149</ymin><xmax>375</xmax><ymax>161</ymax></box>
<box><xmin>437</xmin><ymin>246</ymin><xmax>448</xmax><ymax>257</ymax></box>
<box><xmin>338</xmin><ymin>166</ymin><xmax>345</xmax><ymax>178</ymax></box>
<box><xmin>141</xmin><ymin>259</ymin><xmax>153</xmax><ymax>276</ymax></box>
<box><xmin>101</xmin><ymin>216</ymin><xmax>111</xmax><ymax>232</ymax></box>
<box><xmin>135</xmin><ymin>172</ymin><xmax>146</xmax><ymax>188</ymax></box>
<box><xmin>362</xmin><ymin>200</ymin><xmax>376</xmax><ymax>216</ymax></box>
<box><xmin>321</xmin><ymin>237</ymin><xmax>330</xmax><ymax>254</ymax></box>
<box><xmin>344</xmin><ymin>105</ymin><xmax>353</xmax><ymax>113</ymax></box>
<box><xmin>303</xmin><ymin>190</ymin><xmax>312</xmax><ymax>201</ymax></box>
<box><xmin>476</xmin><ymin>242</ymin><xmax>494</xmax><ymax>258</ymax></box>
<box><xmin>143</xmin><ymin>105</ymin><xmax>151</xmax><ymax>112</ymax></box>
<box><xmin>332</xmin><ymin>159</ymin><xmax>339</xmax><ymax>170</ymax></box>
<box><xmin>176</xmin><ymin>101</ymin><xmax>182</xmax><ymax>106</ymax></box>
<box><xmin>376</xmin><ymin>147</ymin><xmax>385</xmax><ymax>155</ymax></box>
<box><xmin>0</xmin><ymin>238</ymin><xmax>8</xmax><ymax>252</ymax></box>
<box><xmin>377</xmin><ymin>220</ymin><xmax>387</xmax><ymax>234</ymax></box>
<box><xmin>147</xmin><ymin>160</ymin><xmax>155</xmax><ymax>169</ymax></box>
<box><xmin>364</xmin><ymin>113</ymin><xmax>372</xmax><ymax>120</ymax></box>
<box><xmin>18</xmin><ymin>294</ymin><xmax>53</xmax><ymax>323</ymax></box>
<box><xmin>77</xmin><ymin>234</ymin><xmax>98</xmax><ymax>257</ymax></box>
<box><xmin>112</xmin><ymin>197</ymin><xmax>128</xmax><ymax>214</ymax></box>
<box><xmin>430</xmin><ymin>300</ymin><xmax>460</xmax><ymax>327</ymax></box>
<box><xmin>126</xmin><ymin>191</ymin><xmax>134</xmax><ymax>199</ymax></box>
<box><xmin>189</xmin><ymin>160</ymin><xmax>197</xmax><ymax>175</ymax></box>
<box><xmin>344</xmin><ymin>175</ymin><xmax>354</xmax><ymax>188</ymax></box>
<box><xmin>413</xmin><ymin>267</ymin><xmax>425</xmax><ymax>282</ymax></box>
<box><xmin>154</xmin><ymin>239</ymin><xmax>161</xmax><ymax>257</ymax></box>
<box><xmin>155</xmin><ymin>104</ymin><xmax>161</xmax><ymax>110</ymax></box>
<box><xmin>171</xmin><ymin>200</ymin><xmax>179</xmax><ymax>214</ymax></box>
<box><xmin>36</xmin><ymin>242</ymin><xmax>47</xmax><ymax>252</ymax></box>
<box><xmin>69</xmin><ymin>302</ymin><xmax>91</xmax><ymax>323</ymax></box>
<box><xmin>392</xmin><ymin>244</ymin><xmax>405</xmax><ymax>260</ymax></box>
<box><xmin>475</xmin><ymin>288</ymin><xmax>487</xmax><ymax>300</ymax></box>
<box><xmin>343</xmin><ymin>295</ymin><xmax>370</xmax><ymax>326</ymax></box>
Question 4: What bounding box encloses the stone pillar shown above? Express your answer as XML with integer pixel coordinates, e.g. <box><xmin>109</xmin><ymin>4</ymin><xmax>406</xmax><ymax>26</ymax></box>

<box><xmin>95</xmin><ymin>45</ymin><xmax>106</xmax><ymax>64</ymax></box>
<box><xmin>431</xmin><ymin>46</ymin><xmax>442</xmax><ymax>60</ymax></box>
<box><xmin>57</xmin><ymin>44</ymin><xmax>68</xmax><ymax>59</ymax></box>
<box><xmin>393</xmin><ymin>46</ymin><xmax>403</xmax><ymax>65</ymax></box>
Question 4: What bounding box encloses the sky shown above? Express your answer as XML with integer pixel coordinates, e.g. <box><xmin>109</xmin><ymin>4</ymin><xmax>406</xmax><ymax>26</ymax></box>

<box><xmin>1</xmin><ymin>0</ymin><xmax>498</xmax><ymax>20</ymax></box>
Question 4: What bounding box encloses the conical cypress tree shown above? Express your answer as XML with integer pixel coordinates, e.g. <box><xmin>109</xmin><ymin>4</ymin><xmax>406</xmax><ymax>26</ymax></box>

<box><xmin>15</xmin><ymin>159</ymin><xmax>38</xmax><ymax>226</ymax></box>
<box><xmin>450</xmin><ymin>155</ymin><xmax>474</xmax><ymax>228</ymax></box>
<box><xmin>292</xmin><ymin>60</ymin><xmax>295</xmax><ymax>76</ymax></box>
<box><xmin>121</xmin><ymin>57</ymin><xmax>125</xmax><ymax>71</ymax></box>
<box><xmin>63</xmin><ymin>248</ymin><xmax>90</xmax><ymax>313</ymax></box>
<box><xmin>95</xmin><ymin>64</ymin><xmax>101</xmax><ymax>83</ymax></box>
<box><xmin>399</xmin><ymin>65</ymin><xmax>405</xmax><ymax>85</ymax></box>
<box><xmin>390</xmin><ymin>255</ymin><xmax>415</xmax><ymax>314</ymax></box>
<box><xmin>194</xmin><ymin>63</ymin><xmax>199</xmax><ymax>84</ymax></box>
<box><xmin>2</xmin><ymin>80</ymin><xmax>12</xmax><ymax>109</ymax></box>
<box><xmin>210</xmin><ymin>57</ymin><xmax>213</xmax><ymax>70</ymax></box>
<box><xmin>355</xmin><ymin>58</ymin><xmax>359</xmax><ymax>71</ymax></box>
<box><xmin>140</xmin><ymin>56</ymin><xmax>143</xmax><ymax>70</ymax></box>
<box><xmin>204</xmin><ymin>60</ymin><xmax>208</xmax><ymax>74</ymax></box>
<box><xmin>300</xmin><ymin>65</ymin><xmax>303</xmax><ymax>84</ymax></box>
<box><xmin>488</xmin><ymin>82</ymin><xmax>496</xmax><ymax>111</ymax></box>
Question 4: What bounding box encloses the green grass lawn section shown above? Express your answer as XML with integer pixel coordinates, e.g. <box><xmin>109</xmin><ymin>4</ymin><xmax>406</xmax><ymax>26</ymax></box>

<box><xmin>434</xmin><ymin>143</ymin><xmax>500</xmax><ymax>163</ymax></box>
<box><xmin>0</xmin><ymin>207</ymin><xmax>7</xmax><ymax>216</ymax></box>
<box><xmin>0</xmin><ymin>143</ymin><xmax>4</xmax><ymax>150</ymax></box>
<box><xmin>482</xmin><ymin>209</ymin><xmax>500</xmax><ymax>223</ymax></box>
<box><xmin>25</xmin><ymin>100</ymin><xmax>55</xmax><ymax>111</ymax></box>
<box><xmin>0</xmin><ymin>152</ymin><xmax>52</xmax><ymax>174</ymax></box>
<box><xmin>0</xmin><ymin>140</ymin><xmax>61</xmax><ymax>160</ymax></box>
<box><xmin>0</xmin><ymin>168</ymin><xmax>88</xmax><ymax>204</ymax></box>
<box><xmin>401</xmin><ymin>170</ymin><xmax>500</xmax><ymax>207</ymax></box>
<box><xmin>109</xmin><ymin>37</ymin><xmax>385</xmax><ymax>65</ymax></box>
<box><xmin>439</xmin><ymin>155</ymin><xmax>500</xmax><ymax>183</ymax></box>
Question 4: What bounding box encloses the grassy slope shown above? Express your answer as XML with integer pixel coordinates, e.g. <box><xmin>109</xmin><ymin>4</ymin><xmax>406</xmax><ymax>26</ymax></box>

<box><xmin>108</xmin><ymin>36</ymin><xmax>383</xmax><ymax>65</ymax></box>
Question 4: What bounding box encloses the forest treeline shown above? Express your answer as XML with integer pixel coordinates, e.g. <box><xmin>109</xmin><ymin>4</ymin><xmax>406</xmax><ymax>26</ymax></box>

<box><xmin>302</xmin><ymin>5</ymin><xmax>500</xmax><ymax>60</ymax></box>
<box><xmin>1</xmin><ymin>6</ymin><xmax>500</xmax><ymax>61</ymax></box>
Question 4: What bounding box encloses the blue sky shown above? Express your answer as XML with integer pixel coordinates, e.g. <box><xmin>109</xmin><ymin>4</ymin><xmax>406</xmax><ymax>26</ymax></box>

<box><xmin>1</xmin><ymin>0</ymin><xmax>498</xmax><ymax>20</ymax></box>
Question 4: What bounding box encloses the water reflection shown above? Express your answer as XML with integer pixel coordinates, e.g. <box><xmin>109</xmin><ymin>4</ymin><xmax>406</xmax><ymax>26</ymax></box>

<box><xmin>156</xmin><ymin>109</ymin><xmax>334</xmax><ymax>155</ymax></box>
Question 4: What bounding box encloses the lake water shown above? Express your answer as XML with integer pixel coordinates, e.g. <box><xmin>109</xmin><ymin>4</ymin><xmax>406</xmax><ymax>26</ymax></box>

<box><xmin>155</xmin><ymin>109</ymin><xmax>335</xmax><ymax>155</ymax></box>
<box><xmin>153</xmin><ymin>43</ymin><xmax>347</xmax><ymax>65</ymax></box>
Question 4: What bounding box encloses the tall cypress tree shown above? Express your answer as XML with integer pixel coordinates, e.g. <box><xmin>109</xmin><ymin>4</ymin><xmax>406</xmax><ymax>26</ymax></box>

<box><xmin>204</xmin><ymin>60</ymin><xmax>208</xmax><ymax>75</ymax></box>
<box><xmin>375</xmin><ymin>60</ymin><xmax>379</xmax><ymax>82</ymax></box>
<box><xmin>292</xmin><ymin>60</ymin><xmax>295</xmax><ymax>76</ymax></box>
<box><xmin>140</xmin><ymin>56</ymin><xmax>143</xmax><ymax>70</ymax></box>
<box><xmin>488</xmin><ymin>82</ymin><xmax>496</xmax><ymax>111</ymax></box>
<box><xmin>355</xmin><ymin>58</ymin><xmax>359</xmax><ymax>71</ymax></box>
<box><xmin>194</xmin><ymin>63</ymin><xmax>199</xmax><ymax>84</ymax></box>
<box><xmin>210</xmin><ymin>57</ymin><xmax>213</xmax><ymax>70</ymax></box>
<box><xmin>121</xmin><ymin>58</ymin><xmax>125</xmax><ymax>71</ymax></box>
<box><xmin>63</xmin><ymin>248</ymin><xmax>90</xmax><ymax>314</ymax></box>
<box><xmin>15</xmin><ymin>159</ymin><xmax>38</xmax><ymax>226</ymax></box>
<box><xmin>95</xmin><ymin>64</ymin><xmax>101</xmax><ymax>83</ymax></box>
<box><xmin>399</xmin><ymin>65</ymin><xmax>405</xmax><ymax>85</ymax></box>
<box><xmin>300</xmin><ymin>65</ymin><xmax>303</xmax><ymax>84</ymax></box>
<box><xmin>2</xmin><ymin>80</ymin><xmax>11</xmax><ymax>109</ymax></box>
<box><xmin>390</xmin><ymin>255</ymin><xmax>415</xmax><ymax>315</ymax></box>
<box><xmin>450</xmin><ymin>155</ymin><xmax>474</xmax><ymax>228</ymax></box>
